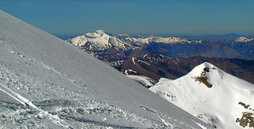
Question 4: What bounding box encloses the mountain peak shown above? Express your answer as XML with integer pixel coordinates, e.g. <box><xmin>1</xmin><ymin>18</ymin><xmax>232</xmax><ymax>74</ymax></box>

<box><xmin>150</xmin><ymin>62</ymin><xmax>254</xmax><ymax>129</ymax></box>
<box><xmin>189</xmin><ymin>62</ymin><xmax>221</xmax><ymax>77</ymax></box>
<box><xmin>85</xmin><ymin>30</ymin><xmax>108</xmax><ymax>38</ymax></box>
<box><xmin>67</xmin><ymin>30</ymin><xmax>131</xmax><ymax>50</ymax></box>
<box><xmin>95</xmin><ymin>30</ymin><xmax>105</xmax><ymax>34</ymax></box>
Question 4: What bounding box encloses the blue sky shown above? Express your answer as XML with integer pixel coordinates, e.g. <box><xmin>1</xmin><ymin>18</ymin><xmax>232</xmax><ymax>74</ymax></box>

<box><xmin>1</xmin><ymin>0</ymin><xmax>254</xmax><ymax>35</ymax></box>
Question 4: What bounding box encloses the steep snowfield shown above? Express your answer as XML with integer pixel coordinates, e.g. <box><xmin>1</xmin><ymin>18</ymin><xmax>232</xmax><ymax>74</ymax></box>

<box><xmin>0</xmin><ymin>10</ymin><xmax>211</xmax><ymax>128</ymax></box>
<box><xmin>67</xmin><ymin>30</ymin><xmax>131</xmax><ymax>50</ymax></box>
<box><xmin>150</xmin><ymin>62</ymin><xmax>254</xmax><ymax>129</ymax></box>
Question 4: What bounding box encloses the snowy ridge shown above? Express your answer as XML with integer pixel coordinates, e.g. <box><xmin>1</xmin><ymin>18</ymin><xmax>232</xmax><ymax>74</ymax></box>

<box><xmin>67</xmin><ymin>30</ymin><xmax>203</xmax><ymax>51</ymax></box>
<box><xmin>124</xmin><ymin>36</ymin><xmax>198</xmax><ymax>44</ymax></box>
<box><xmin>234</xmin><ymin>37</ymin><xmax>254</xmax><ymax>43</ymax></box>
<box><xmin>0</xmin><ymin>10</ymin><xmax>211</xmax><ymax>128</ymax></box>
<box><xmin>150</xmin><ymin>62</ymin><xmax>254</xmax><ymax>129</ymax></box>
<box><xmin>67</xmin><ymin>30</ymin><xmax>131</xmax><ymax>50</ymax></box>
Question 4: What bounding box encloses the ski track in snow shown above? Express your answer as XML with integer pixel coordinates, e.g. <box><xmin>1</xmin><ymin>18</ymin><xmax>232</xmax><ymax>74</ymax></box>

<box><xmin>132</xmin><ymin>57</ymin><xmax>136</xmax><ymax>64</ymax></box>
<box><xmin>0</xmin><ymin>62</ymin><xmax>173</xmax><ymax>129</ymax></box>
<box><xmin>0</xmin><ymin>82</ymin><xmax>72</xmax><ymax>128</ymax></box>
<box><xmin>140</xmin><ymin>105</ymin><xmax>197</xmax><ymax>129</ymax></box>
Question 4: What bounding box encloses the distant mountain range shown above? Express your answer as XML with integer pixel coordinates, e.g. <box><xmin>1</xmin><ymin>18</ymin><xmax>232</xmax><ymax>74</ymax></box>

<box><xmin>168</xmin><ymin>33</ymin><xmax>254</xmax><ymax>41</ymax></box>
<box><xmin>66</xmin><ymin>30</ymin><xmax>254</xmax><ymax>84</ymax></box>
<box><xmin>57</xmin><ymin>32</ymin><xmax>254</xmax><ymax>41</ymax></box>
<box><xmin>67</xmin><ymin>30</ymin><xmax>254</xmax><ymax>59</ymax></box>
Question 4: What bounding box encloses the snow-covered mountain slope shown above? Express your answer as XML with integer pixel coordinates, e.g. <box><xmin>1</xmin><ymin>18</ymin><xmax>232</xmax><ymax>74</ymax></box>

<box><xmin>67</xmin><ymin>30</ymin><xmax>131</xmax><ymax>50</ymax></box>
<box><xmin>150</xmin><ymin>62</ymin><xmax>254</xmax><ymax>129</ymax></box>
<box><xmin>0</xmin><ymin>10</ymin><xmax>211</xmax><ymax>128</ymax></box>
<box><xmin>234</xmin><ymin>37</ymin><xmax>254</xmax><ymax>43</ymax></box>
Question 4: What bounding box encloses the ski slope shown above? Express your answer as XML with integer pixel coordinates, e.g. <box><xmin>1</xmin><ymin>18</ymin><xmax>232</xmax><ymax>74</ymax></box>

<box><xmin>0</xmin><ymin>10</ymin><xmax>212</xmax><ymax>128</ymax></box>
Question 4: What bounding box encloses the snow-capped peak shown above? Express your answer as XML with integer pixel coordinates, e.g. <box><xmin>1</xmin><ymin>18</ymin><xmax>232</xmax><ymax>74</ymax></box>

<box><xmin>234</xmin><ymin>37</ymin><xmax>254</xmax><ymax>43</ymax></box>
<box><xmin>85</xmin><ymin>30</ymin><xmax>107</xmax><ymax>37</ymax></box>
<box><xmin>150</xmin><ymin>62</ymin><xmax>254</xmax><ymax>129</ymax></box>
<box><xmin>67</xmin><ymin>30</ymin><xmax>131</xmax><ymax>50</ymax></box>
<box><xmin>95</xmin><ymin>29</ymin><xmax>105</xmax><ymax>34</ymax></box>
<box><xmin>153</xmin><ymin>36</ymin><xmax>191</xmax><ymax>44</ymax></box>
<box><xmin>187</xmin><ymin>62</ymin><xmax>224</xmax><ymax>84</ymax></box>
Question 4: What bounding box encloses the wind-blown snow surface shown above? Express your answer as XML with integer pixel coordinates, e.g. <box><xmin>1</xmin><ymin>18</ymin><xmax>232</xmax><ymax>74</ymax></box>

<box><xmin>150</xmin><ymin>62</ymin><xmax>254</xmax><ymax>129</ymax></box>
<box><xmin>0</xmin><ymin>10</ymin><xmax>211</xmax><ymax>128</ymax></box>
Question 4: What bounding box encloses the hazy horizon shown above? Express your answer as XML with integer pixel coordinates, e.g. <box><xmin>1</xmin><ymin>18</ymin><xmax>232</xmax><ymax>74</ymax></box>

<box><xmin>1</xmin><ymin>0</ymin><xmax>254</xmax><ymax>35</ymax></box>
